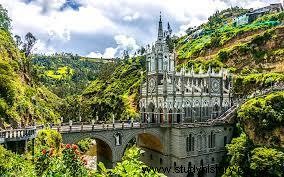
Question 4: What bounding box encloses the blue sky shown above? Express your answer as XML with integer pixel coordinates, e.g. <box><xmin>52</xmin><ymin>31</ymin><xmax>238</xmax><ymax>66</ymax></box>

<box><xmin>0</xmin><ymin>0</ymin><xmax>280</xmax><ymax>58</ymax></box>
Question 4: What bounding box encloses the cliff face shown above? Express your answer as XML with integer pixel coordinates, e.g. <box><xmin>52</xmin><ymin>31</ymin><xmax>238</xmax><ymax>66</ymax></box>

<box><xmin>238</xmin><ymin>91</ymin><xmax>284</xmax><ymax>148</ymax></box>
<box><xmin>0</xmin><ymin>29</ymin><xmax>62</xmax><ymax>127</ymax></box>
<box><xmin>223</xmin><ymin>27</ymin><xmax>284</xmax><ymax>73</ymax></box>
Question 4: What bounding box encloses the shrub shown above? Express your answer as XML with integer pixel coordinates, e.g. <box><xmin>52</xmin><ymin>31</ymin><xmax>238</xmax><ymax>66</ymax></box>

<box><xmin>78</xmin><ymin>138</ymin><xmax>92</xmax><ymax>153</ymax></box>
<box><xmin>34</xmin><ymin>129</ymin><xmax>62</xmax><ymax>154</ymax></box>
<box><xmin>0</xmin><ymin>145</ymin><xmax>35</xmax><ymax>177</ymax></box>
<box><xmin>250</xmin><ymin>147</ymin><xmax>284</xmax><ymax>177</ymax></box>
<box><xmin>218</xmin><ymin>49</ymin><xmax>229</xmax><ymax>62</ymax></box>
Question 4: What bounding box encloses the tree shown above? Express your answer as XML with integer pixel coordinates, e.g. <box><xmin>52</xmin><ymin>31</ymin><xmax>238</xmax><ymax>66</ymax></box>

<box><xmin>0</xmin><ymin>4</ymin><xmax>11</xmax><ymax>31</ymax></box>
<box><xmin>22</xmin><ymin>32</ymin><xmax>36</xmax><ymax>57</ymax></box>
<box><xmin>96</xmin><ymin>146</ymin><xmax>165</xmax><ymax>177</ymax></box>
<box><xmin>250</xmin><ymin>147</ymin><xmax>284</xmax><ymax>177</ymax></box>
<box><xmin>14</xmin><ymin>35</ymin><xmax>22</xmax><ymax>47</ymax></box>
<box><xmin>222</xmin><ymin>133</ymin><xmax>251</xmax><ymax>177</ymax></box>
<box><xmin>0</xmin><ymin>145</ymin><xmax>36</xmax><ymax>177</ymax></box>
<box><xmin>123</xmin><ymin>50</ymin><xmax>129</xmax><ymax>59</ymax></box>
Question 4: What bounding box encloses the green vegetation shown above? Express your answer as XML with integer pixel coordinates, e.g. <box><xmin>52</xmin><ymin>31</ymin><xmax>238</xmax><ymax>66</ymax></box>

<box><xmin>234</xmin><ymin>73</ymin><xmax>284</xmax><ymax>94</ymax></box>
<box><xmin>222</xmin><ymin>91</ymin><xmax>284</xmax><ymax>177</ymax></box>
<box><xmin>203</xmin><ymin>7</ymin><xmax>248</xmax><ymax>30</ymax></box>
<box><xmin>223</xmin><ymin>134</ymin><xmax>284</xmax><ymax>177</ymax></box>
<box><xmin>78</xmin><ymin>138</ymin><xmax>92</xmax><ymax>153</ymax></box>
<box><xmin>177</xmin><ymin>9</ymin><xmax>284</xmax><ymax>73</ymax></box>
<box><xmin>82</xmin><ymin>56</ymin><xmax>145</xmax><ymax>121</ymax></box>
<box><xmin>176</xmin><ymin>58</ymin><xmax>226</xmax><ymax>73</ymax></box>
<box><xmin>0</xmin><ymin>4</ymin><xmax>11</xmax><ymax>31</ymax></box>
<box><xmin>237</xmin><ymin>91</ymin><xmax>284</xmax><ymax>146</ymax></box>
<box><xmin>34</xmin><ymin>129</ymin><xmax>63</xmax><ymax>155</ymax></box>
<box><xmin>96</xmin><ymin>146</ymin><xmax>165</xmax><ymax>177</ymax></box>
<box><xmin>0</xmin><ymin>28</ymin><xmax>62</xmax><ymax>127</ymax></box>
<box><xmin>32</xmin><ymin>53</ymin><xmax>106</xmax><ymax>97</ymax></box>
<box><xmin>250</xmin><ymin>147</ymin><xmax>284</xmax><ymax>177</ymax></box>
<box><xmin>222</xmin><ymin>133</ymin><xmax>251</xmax><ymax>177</ymax></box>
<box><xmin>0</xmin><ymin>145</ymin><xmax>35</xmax><ymax>176</ymax></box>
<box><xmin>177</xmin><ymin>10</ymin><xmax>283</xmax><ymax>60</ymax></box>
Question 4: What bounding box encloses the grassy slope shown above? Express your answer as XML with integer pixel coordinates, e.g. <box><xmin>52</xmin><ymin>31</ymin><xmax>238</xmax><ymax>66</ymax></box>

<box><xmin>177</xmin><ymin>11</ymin><xmax>284</xmax><ymax>73</ymax></box>
<box><xmin>238</xmin><ymin>91</ymin><xmax>284</xmax><ymax>147</ymax></box>
<box><xmin>0</xmin><ymin>29</ymin><xmax>62</xmax><ymax>127</ymax></box>
<box><xmin>32</xmin><ymin>54</ymin><xmax>107</xmax><ymax>97</ymax></box>
<box><xmin>82</xmin><ymin>56</ymin><xmax>145</xmax><ymax>121</ymax></box>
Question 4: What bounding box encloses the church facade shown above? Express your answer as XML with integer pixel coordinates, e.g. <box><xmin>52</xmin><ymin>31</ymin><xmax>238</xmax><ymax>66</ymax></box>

<box><xmin>140</xmin><ymin>15</ymin><xmax>233</xmax><ymax>125</ymax></box>
<box><xmin>138</xmin><ymin>15</ymin><xmax>234</xmax><ymax>177</ymax></box>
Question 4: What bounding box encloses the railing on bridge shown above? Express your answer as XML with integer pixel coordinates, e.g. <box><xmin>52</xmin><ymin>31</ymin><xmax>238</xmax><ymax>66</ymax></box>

<box><xmin>0</xmin><ymin>128</ymin><xmax>37</xmax><ymax>143</ymax></box>
<box><xmin>54</xmin><ymin>122</ymin><xmax>162</xmax><ymax>133</ymax></box>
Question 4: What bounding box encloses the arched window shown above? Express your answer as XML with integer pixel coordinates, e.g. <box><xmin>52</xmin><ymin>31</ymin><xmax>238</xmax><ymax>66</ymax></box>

<box><xmin>177</xmin><ymin>109</ymin><xmax>181</xmax><ymax>123</ymax></box>
<box><xmin>213</xmin><ymin>103</ymin><xmax>219</xmax><ymax>118</ymax></box>
<box><xmin>168</xmin><ymin>109</ymin><xmax>172</xmax><ymax>123</ymax></box>
<box><xmin>148</xmin><ymin>103</ymin><xmax>155</xmax><ymax>123</ymax></box>
<box><xmin>158</xmin><ymin>57</ymin><xmax>163</xmax><ymax>71</ymax></box>
<box><xmin>160</xmin><ymin>158</ymin><xmax>163</xmax><ymax>165</ymax></box>
<box><xmin>186</xmin><ymin>134</ymin><xmax>194</xmax><ymax>152</ymax></box>
<box><xmin>142</xmin><ymin>107</ymin><xmax>146</xmax><ymax>123</ymax></box>
<box><xmin>208</xmin><ymin>131</ymin><xmax>216</xmax><ymax>148</ymax></box>
<box><xmin>159</xmin><ymin>108</ymin><xmax>163</xmax><ymax>123</ymax></box>
<box><xmin>186</xmin><ymin>136</ymin><xmax>190</xmax><ymax>152</ymax></box>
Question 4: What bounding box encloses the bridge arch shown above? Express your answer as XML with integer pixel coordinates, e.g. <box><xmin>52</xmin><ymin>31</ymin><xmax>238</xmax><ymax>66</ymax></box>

<box><xmin>61</xmin><ymin>132</ymin><xmax>116</xmax><ymax>168</ymax></box>
<box><xmin>118</xmin><ymin>128</ymin><xmax>163</xmax><ymax>160</ymax></box>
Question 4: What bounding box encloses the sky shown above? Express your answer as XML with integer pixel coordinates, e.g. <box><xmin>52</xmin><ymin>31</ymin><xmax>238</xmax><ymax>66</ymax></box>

<box><xmin>0</xmin><ymin>0</ymin><xmax>281</xmax><ymax>58</ymax></box>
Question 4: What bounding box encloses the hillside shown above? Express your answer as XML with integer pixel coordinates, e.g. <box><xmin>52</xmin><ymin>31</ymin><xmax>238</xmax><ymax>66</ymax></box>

<box><xmin>81</xmin><ymin>56</ymin><xmax>145</xmax><ymax>121</ymax></box>
<box><xmin>177</xmin><ymin>10</ymin><xmax>284</xmax><ymax>73</ymax></box>
<box><xmin>32</xmin><ymin>54</ymin><xmax>109</xmax><ymax>97</ymax></box>
<box><xmin>0</xmin><ymin>29</ymin><xmax>62</xmax><ymax>127</ymax></box>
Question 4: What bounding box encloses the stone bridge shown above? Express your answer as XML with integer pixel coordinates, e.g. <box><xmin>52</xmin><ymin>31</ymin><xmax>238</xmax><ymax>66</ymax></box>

<box><xmin>0</xmin><ymin>84</ymin><xmax>282</xmax><ymax>176</ymax></box>
<box><xmin>57</xmin><ymin>123</ymin><xmax>167</xmax><ymax>167</ymax></box>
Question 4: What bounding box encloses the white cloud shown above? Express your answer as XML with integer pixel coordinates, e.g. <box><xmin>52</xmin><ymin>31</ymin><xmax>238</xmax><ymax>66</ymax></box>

<box><xmin>0</xmin><ymin>0</ymin><xmax>116</xmax><ymax>42</ymax></box>
<box><xmin>114</xmin><ymin>34</ymin><xmax>139</xmax><ymax>51</ymax></box>
<box><xmin>87</xmin><ymin>47</ymin><xmax>117</xmax><ymax>58</ymax></box>
<box><xmin>123</xmin><ymin>12</ymin><xmax>140</xmax><ymax>21</ymax></box>
<box><xmin>0</xmin><ymin>0</ymin><xmax>276</xmax><ymax>56</ymax></box>
<box><xmin>87</xmin><ymin>34</ymin><xmax>139</xmax><ymax>58</ymax></box>
<box><xmin>33</xmin><ymin>39</ymin><xmax>56</xmax><ymax>54</ymax></box>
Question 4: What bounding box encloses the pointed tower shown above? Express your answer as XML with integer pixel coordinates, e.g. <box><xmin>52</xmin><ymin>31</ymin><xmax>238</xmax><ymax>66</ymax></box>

<box><xmin>158</xmin><ymin>12</ymin><xmax>163</xmax><ymax>41</ymax></box>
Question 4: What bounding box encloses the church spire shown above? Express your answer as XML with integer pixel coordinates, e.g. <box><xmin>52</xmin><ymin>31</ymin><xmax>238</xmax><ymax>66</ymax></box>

<box><xmin>158</xmin><ymin>12</ymin><xmax>163</xmax><ymax>40</ymax></box>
